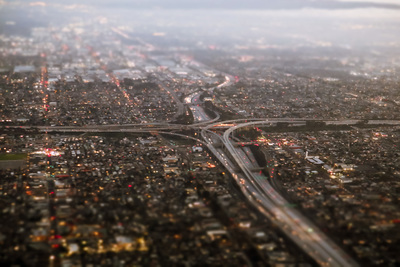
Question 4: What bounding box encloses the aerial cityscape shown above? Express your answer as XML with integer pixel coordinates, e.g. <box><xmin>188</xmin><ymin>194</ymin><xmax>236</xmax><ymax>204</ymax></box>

<box><xmin>0</xmin><ymin>0</ymin><xmax>400</xmax><ymax>266</ymax></box>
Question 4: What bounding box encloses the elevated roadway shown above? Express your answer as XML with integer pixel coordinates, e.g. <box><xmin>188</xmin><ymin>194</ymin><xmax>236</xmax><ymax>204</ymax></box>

<box><xmin>15</xmin><ymin>117</ymin><xmax>400</xmax><ymax>265</ymax></box>
<box><xmin>218</xmin><ymin>120</ymin><xmax>359</xmax><ymax>267</ymax></box>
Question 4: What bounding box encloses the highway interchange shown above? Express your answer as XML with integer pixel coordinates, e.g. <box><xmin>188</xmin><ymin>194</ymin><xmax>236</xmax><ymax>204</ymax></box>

<box><xmin>204</xmin><ymin>120</ymin><xmax>359</xmax><ymax>267</ymax></box>
<box><xmin>17</xmin><ymin>70</ymin><xmax>400</xmax><ymax>266</ymax></box>
<box><xmin>26</xmin><ymin>117</ymin><xmax>400</xmax><ymax>266</ymax></box>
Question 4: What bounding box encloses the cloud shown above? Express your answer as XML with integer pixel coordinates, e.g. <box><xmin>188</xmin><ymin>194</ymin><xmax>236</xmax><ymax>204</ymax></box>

<box><xmin>6</xmin><ymin>0</ymin><xmax>400</xmax><ymax>10</ymax></box>
<box><xmin>29</xmin><ymin>2</ymin><xmax>46</xmax><ymax>6</ymax></box>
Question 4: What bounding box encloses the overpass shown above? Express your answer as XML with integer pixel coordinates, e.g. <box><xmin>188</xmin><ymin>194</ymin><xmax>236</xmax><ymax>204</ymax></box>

<box><xmin>13</xmin><ymin>117</ymin><xmax>400</xmax><ymax>265</ymax></box>
<box><xmin>202</xmin><ymin>119</ymin><xmax>361</xmax><ymax>267</ymax></box>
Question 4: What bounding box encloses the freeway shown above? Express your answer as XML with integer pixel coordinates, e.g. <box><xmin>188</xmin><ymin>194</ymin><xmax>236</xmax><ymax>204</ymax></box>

<box><xmin>219</xmin><ymin>120</ymin><xmax>359</xmax><ymax>267</ymax></box>
<box><xmin>182</xmin><ymin>71</ymin><xmax>234</xmax><ymax>124</ymax></box>
<box><xmin>17</xmin><ymin>117</ymin><xmax>400</xmax><ymax>134</ymax></box>
<box><xmin>189</xmin><ymin>104</ymin><xmax>211</xmax><ymax>122</ymax></box>
<box><xmin>185</xmin><ymin>91</ymin><xmax>215</xmax><ymax>123</ymax></box>
<box><xmin>15</xmin><ymin>117</ymin><xmax>400</xmax><ymax>265</ymax></box>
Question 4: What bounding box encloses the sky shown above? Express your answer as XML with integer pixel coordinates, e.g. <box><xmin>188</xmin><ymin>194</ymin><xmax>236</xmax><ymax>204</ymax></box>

<box><xmin>339</xmin><ymin>0</ymin><xmax>400</xmax><ymax>4</ymax></box>
<box><xmin>1</xmin><ymin>0</ymin><xmax>399</xmax><ymax>51</ymax></box>
<box><xmin>2</xmin><ymin>0</ymin><xmax>400</xmax><ymax>10</ymax></box>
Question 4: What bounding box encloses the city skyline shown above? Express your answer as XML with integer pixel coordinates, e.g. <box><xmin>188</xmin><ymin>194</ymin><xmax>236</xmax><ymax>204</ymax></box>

<box><xmin>0</xmin><ymin>1</ymin><xmax>399</xmax><ymax>266</ymax></box>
